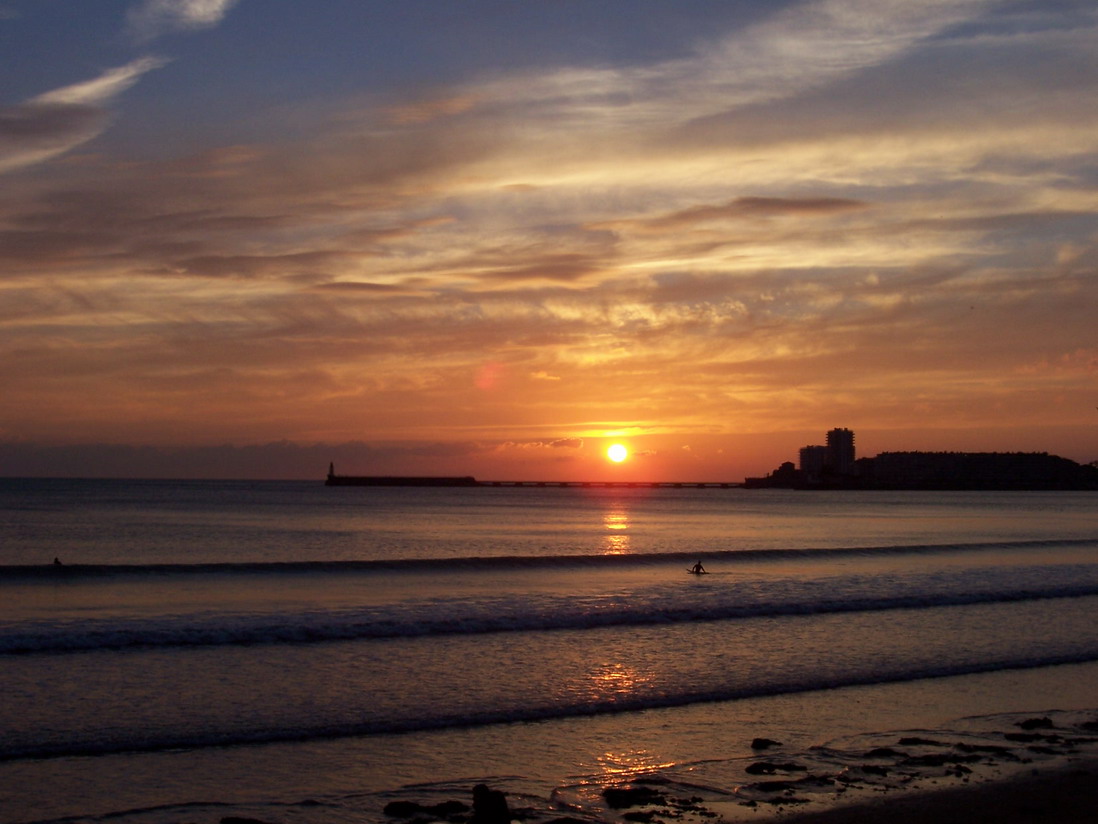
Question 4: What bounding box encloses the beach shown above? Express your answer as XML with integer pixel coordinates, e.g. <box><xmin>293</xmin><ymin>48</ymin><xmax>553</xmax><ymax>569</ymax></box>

<box><xmin>372</xmin><ymin>765</ymin><xmax>1098</xmax><ymax>824</ymax></box>
<box><xmin>554</xmin><ymin>707</ymin><xmax>1098</xmax><ymax>824</ymax></box>
<box><xmin>349</xmin><ymin>677</ymin><xmax>1098</xmax><ymax>824</ymax></box>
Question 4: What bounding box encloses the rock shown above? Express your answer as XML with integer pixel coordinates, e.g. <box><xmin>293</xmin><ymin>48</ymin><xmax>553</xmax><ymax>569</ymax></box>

<box><xmin>471</xmin><ymin>783</ymin><xmax>511</xmax><ymax>824</ymax></box>
<box><xmin>954</xmin><ymin>743</ymin><xmax>1017</xmax><ymax>758</ymax></box>
<box><xmin>902</xmin><ymin>753</ymin><xmax>978</xmax><ymax>767</ymax></box>
<box><xmin>602</xmin><ymin>786</ymin><xmax>665</xmax><ymax>809</ymax></box>
<box><xmin>1017</xmin><ymin>717</ymin><xmax>1055</xmax><ymax>730</ymax></box>
<box><xmin>429</xmin><ymin>800</ymin><xmax>469</xmax><ymax>817</ymax></box>
<box><xmin>1004</xmin><ymin>732</ymin><xmax>1055</xmax><ymax>743</ymax></box>
<box><xmin>383</xmin><ymin>800</ymin><xmax>426</xmax><ymax>818</ymax></box>
<box><xmin>751</xmin><ymin>737</ymin><xmax>782</xmax><ymax>750</ymax></box>
<box><xmin>898</xmin><ymin>736</ymin><xmax>945</xmax><ymax>746</ymax></box>
<box><xmin>864</xmin><ymin>747</ymin><xmax>903</xmax><ymax>758</ymax></box>
<box><xmin>221</xmin><ymin>818</ymin><xmax>277</xmax><ymax>824</ymax></box>
<box><xmin>745</xmin><ymin>761</ymin><xmax>807</xmax><ymax>775</ymax></box>
<box><xmin>753</xmin><ymin>780</ymin><xmax>797</xmax><ymax>793</ymax></box>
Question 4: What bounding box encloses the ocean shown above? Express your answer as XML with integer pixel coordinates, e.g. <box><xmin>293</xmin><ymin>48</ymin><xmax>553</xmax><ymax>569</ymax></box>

<box><xmin>2</xmin><ymin>479</ymin><xmax>1097</xmax><ymax>824</ymax></box>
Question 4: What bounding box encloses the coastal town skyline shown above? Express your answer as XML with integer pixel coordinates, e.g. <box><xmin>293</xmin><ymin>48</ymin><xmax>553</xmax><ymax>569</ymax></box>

<box><xmin>2</xmin><ymin>1</ymin><xmax>1097</xmax><ymax>480</ymax></box>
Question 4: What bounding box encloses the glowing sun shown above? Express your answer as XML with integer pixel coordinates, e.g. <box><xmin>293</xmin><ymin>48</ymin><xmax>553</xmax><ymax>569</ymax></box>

<box><xmin>607</xmin><ymin>443</ymin><xmax>629</xmax><ymax>463</ymax></box>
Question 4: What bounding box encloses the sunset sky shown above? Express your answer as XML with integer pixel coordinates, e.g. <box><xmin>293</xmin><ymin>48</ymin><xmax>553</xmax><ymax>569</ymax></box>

<box><xmin>2</xmin><ymin>0</ymin><xmax>1096</xmax><ymax>480</ymax></box>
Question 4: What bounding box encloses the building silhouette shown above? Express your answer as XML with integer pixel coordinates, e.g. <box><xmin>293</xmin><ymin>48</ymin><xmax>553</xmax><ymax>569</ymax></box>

<box><xmin>827</xmin><ymin>427</ymin><xmax>856</xmax><ymax>476</ymax></box>
<box><xmin>796</xmin><ymin>427</ymin><xmax>856</xmax><ymax>484</ymax></box>
<box><xmin>798</xmin><ymin>445</ymin><xmax>829</xmax><ymax>485</ymax></box>
<box><xmin>746</xmin><ymin>427</ymin><xmax>1098</xmax><ymax>490</ymax></box>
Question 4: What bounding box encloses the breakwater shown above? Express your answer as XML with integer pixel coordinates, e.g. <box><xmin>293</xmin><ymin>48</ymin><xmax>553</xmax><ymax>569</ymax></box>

<box><xmin>325</xmin><ymin>473</ymin><xmax>741</xmax><ymax>488</ymax></box>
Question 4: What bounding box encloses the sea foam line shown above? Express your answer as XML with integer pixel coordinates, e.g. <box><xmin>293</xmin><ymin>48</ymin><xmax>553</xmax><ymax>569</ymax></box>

<box><xmin>4</xmin><ymin>584</ymin><xmax>1098</xmax><ymax>655</ymax></box>
<box><xmin>1</xmin><ymin>538</ymin><xmax>1094</xmax><ymax>579</ymax></box>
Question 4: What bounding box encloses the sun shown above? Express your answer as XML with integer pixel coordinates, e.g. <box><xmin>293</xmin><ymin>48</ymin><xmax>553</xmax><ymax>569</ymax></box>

<box><xmin>607</xmin><ymin>443</ymin><xmax>629</xmax><ymax>463</ymax></box>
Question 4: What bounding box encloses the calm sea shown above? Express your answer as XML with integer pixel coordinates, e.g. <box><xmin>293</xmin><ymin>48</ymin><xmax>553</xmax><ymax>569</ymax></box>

<box><xmin>1</xmin><ymin>479</ymin><xmax>1096</xmax><ymax>823</ymax></box>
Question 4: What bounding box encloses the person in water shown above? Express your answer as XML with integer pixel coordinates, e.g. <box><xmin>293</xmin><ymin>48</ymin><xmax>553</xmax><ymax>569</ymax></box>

<box><xmin>691</xmin><ymin>561</ymin><xmax>706</xmax><ymax>574</ymax></box>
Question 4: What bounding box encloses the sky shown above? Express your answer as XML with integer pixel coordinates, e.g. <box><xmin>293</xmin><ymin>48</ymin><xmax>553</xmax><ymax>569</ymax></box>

<box><xmin>1</xmin><ymin>0</ymin><xmax>1096</xmax><ymax>481</ymax></box>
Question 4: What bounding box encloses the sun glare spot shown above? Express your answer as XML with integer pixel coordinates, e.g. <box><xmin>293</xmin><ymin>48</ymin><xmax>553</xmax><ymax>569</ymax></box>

<box><xmin>607</xmin><ymin>443</ymin><xmax>628</xmax><ymax>463</ymax></box>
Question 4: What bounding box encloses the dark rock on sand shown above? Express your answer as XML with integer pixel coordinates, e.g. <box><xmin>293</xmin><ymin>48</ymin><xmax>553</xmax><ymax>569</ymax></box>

<box><xmin>383</xmin><ymin>800</ymin><xmax>425</xmax><ymax>817</ymax></box>
<box><xmin>745</xmin><ymin>761</ymin><xmax>808</xmax><ymax>775</ymax></box>
<box><xmin>897</xmin><ymin>737</ymin><xmax>945</xmax><ymax>746</ymax></box>
<box><xmin>858</xmin><ymin>764</ymin><xmax>891</xmax><ymax>777</ymax></box>
<box><xmin>954</xmin><ymin>742</ymin><xmax>1018</xmax><ymax>758</ymax></box>
<box><xmin>1004</xmin><ymin>731</ymin><xmax>1058</xmax><ymax>743</ymax></box>
<box><xmin>602</xmin><ymin>786</ymin><xmax>666</xmax><ymax>809</ymax></box>
<box><xmin>1017</xmin><ymin>716</ymin><xmax>1055</xmax><ymax>730</ymax></box>
<box><xmin>751</xmin><ymin>737</ymin><xmax>782</xmax><ymax>750</ymax></box>
<box><xmin>471</xmin><ymin>783</ymin><xmax>510</xmax><ymax>824</ymax></box>
<box><xmin>753</xmin><ymin>780</ymin><xmax>798</xmax><ymax>793</ymax></box>
<box><xmin>433</xmin><ymin>801</ymin><xmax>471</xmax><ymax>817</ymax></box>
<box><xmin>901</xmin><ymin>752</ymin><xmax>981</xmax><ymax>767</ymax></box>
<box><xmin>864</xmin><ymin>747</ymin><xmax>904</xmax><ymax>758</ymax></box>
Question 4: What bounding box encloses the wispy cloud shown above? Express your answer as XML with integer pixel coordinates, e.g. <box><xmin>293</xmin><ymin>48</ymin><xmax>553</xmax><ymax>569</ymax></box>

<box><xmin>2</xmin><ymin>0</ymin><xmax>242</xmax><ymax>174</ymax></box>
<box><xmin>0</xmin><ymin>57</ymin><xmax>168</xmax><ymax>173</ymax></box>
<box><xmin>126</xmin><ymin>0</ymin><xmax>241</xmax><ymax>42</ymax></box>
<box><xmin>31</xmin><ymin>56</ymin><xmax>169</xmax><ymax>106</ymax></box>
<box><xmin>466</xmin><ymin>0</ymin><xmax>1012</xmax><ymax>133</ymax></box>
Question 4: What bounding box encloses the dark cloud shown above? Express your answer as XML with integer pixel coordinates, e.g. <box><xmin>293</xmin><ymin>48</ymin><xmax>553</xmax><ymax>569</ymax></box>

<box><xmin>549</xmin><ymin>438</ymin><xmax>583</xmax><ymax>448</ymax></box>
<box><xmin>169</xmin><ymin>251</ymin><xmax>355</xmax><ymax>280</ymax></box>
<box><xmin>0</xmin><ymin>102</ymin><xmax>102</xmax><ymax>141</ymax></box>
<box><xmin>313</xmin><ymin>281</ymin><xmax>404</xmax><ymax>293</ymax></box>
<box><xmin>478</xmin><ymin>253</ymin><xmax>608</xmax><ymax>283</ymax></box>
<box><xmin>642</xmin><ymin>197</ymin><xmax>870</xmax><ymax>230</ymax></box>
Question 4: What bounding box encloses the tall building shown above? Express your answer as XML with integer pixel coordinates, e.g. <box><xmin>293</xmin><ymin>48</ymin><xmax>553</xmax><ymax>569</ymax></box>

<box><xmin>799</xmin><ymin>445</ymin><xmax>829</xmax><ymax>484</ymax></box>
<box><xmin>826</xmin><ymin>427</ymin><xmax>856</xmax><ymax>476</ymax></box>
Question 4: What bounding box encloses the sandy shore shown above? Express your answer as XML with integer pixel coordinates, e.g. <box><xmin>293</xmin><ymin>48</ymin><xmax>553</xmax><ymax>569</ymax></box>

<box><xmin>776</xmin><ymin>759</ymin><xmax>1098</xmax><ymax>824</ymax></box>
<box><xmin>541</xmin><ymin>709</ymin><xmax>1098</xmax><ymax>824</ymax></box>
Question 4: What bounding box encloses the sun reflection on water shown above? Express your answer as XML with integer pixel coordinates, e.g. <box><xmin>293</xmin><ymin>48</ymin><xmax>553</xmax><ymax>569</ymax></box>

<box><xmin>588</xmin><ymin>661</ymin><xmax>651</xmax><ymax>701</ymax></box>
<box><xmin>601</xmin><ymin>505</ymin><xmax>631</xmax><ymax>554</ymax></box>
<box><xmin>595</xmin><ymin>748</ymin><xmax>677</xmax><ymax>779</ymax></box>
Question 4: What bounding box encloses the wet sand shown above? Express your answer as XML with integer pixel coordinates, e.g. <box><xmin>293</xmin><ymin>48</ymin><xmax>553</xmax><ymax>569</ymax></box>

<box><xmin>545</xmin><ymin>709</ymin><xmax>1098</xmax><ymax>824</ymax></box>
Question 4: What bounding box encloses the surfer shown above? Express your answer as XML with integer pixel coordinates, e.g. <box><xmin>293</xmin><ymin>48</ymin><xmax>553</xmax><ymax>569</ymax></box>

<box><xmin>690</xmin><ymin>561</ymin><xmax>706</xmax><ymax>574</ymax></box>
